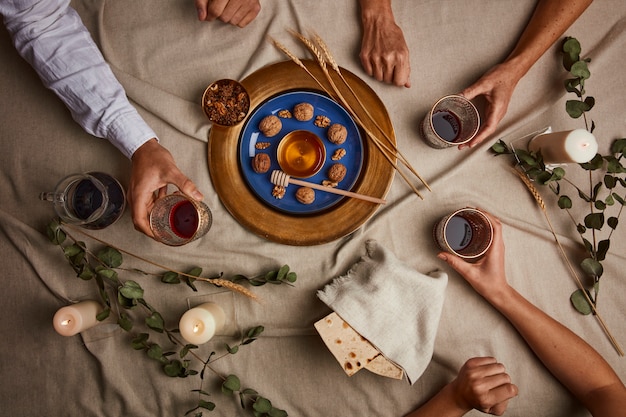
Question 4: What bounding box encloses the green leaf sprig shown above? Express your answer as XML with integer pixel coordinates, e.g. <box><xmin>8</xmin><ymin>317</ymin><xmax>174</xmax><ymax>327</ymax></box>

<box><xmin>490</xmin><ymin>37</ymin><xmax>626</xmax><ymax>321</ymax></box>
<box><xmin>46</xmin><ymin>220</ymin><xmax>294</xmax><ymax>415</ymax></box>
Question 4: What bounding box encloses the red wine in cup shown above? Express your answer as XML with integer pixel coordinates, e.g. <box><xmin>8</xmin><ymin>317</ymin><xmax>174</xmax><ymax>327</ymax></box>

<box><xmin>432</xmin><ymin>111</ymin><xmax>461</xmax><ymax>142</ymax></box>
<box><xmin>170</xmin><ymin>200</ymin><xmax>199</xmax><ymax>239</ymax></box>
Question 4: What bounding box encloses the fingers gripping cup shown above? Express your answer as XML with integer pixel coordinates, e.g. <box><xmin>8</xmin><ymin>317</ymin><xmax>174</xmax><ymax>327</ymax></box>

<box><xmin>149</xmin><ymin>194</ymin><xmax>212</xmax><ymax>246</ymax></box>
<box><xmin>421</xmin><ymin>95</ymin><xmax>480</xmax><ymax>148</ymax></box>
<box><xmin>433</xmin><ymin>208</ymin><xmax>493</xmax><ymax>260</ymax></box>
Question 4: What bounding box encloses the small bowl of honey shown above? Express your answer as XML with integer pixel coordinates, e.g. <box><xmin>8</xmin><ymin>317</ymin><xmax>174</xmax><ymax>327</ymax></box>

<box><xmin>276</xmin><ymin>130</ymin><xmax>326</xmax><ymax>178</ymax></box>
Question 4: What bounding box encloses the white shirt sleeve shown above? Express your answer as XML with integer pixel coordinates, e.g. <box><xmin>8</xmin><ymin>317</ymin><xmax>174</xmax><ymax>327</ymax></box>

<box><xmin>1</xmin><ymin>0</ymin><xmax>156</xmax><ymax>159</ymax></box>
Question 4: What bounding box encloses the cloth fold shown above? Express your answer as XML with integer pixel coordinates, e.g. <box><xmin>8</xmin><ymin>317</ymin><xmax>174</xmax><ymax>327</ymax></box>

<box><xmin>317</xmin><ymin>240</ymin><xmax>448</xmax><ymax>384</ymax></box>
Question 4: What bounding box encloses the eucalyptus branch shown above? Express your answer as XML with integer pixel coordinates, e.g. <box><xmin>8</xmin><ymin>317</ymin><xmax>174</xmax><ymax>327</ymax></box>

<box><xmin>45</xmin><ymin>218</ymin><xmax>294</xmax><ymax>415</ymax></box>
<box><xmin>490</xmin><ymin>37</ymin><xmax>625</xmax><ymax>356</ymax></box>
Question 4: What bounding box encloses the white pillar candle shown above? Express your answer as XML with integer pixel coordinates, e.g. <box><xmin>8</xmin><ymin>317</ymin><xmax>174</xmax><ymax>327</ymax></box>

<box><xmin>179</xmin><ymin>302</ymin><xmax>226</xmax><ymax>345</ymax></box>
<box><xmin>53</xmin><ymin>300</ymin><xmax>101</xmax><ymax>336</ymax></box>
<box><xmin>528</xmin><ymin>129</ymin><xmax>598</xmax><ymax>164</ymax></box>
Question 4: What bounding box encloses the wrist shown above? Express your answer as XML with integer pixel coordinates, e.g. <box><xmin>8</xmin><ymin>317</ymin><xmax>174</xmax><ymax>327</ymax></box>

<box><xmin>359</xmin><ymin>0</ymin><xmax>394</xmax><ymax>22</ymax></box>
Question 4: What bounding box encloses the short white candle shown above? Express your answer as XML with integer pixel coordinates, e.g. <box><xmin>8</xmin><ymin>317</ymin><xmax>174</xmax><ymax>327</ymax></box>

<box><xmin>529</xmin><ymin>129</ymin><xmax>598</xmax><ymax>164</ymax></box>
<box><xmin>179</xmin><ymin>302</ymin><xmax>226</xmax><ymax>345</ymax></box>
<box><xmin>53</xmin><ymin>300</ymin><xmax>101</xmax><ymax>336</ymax></box>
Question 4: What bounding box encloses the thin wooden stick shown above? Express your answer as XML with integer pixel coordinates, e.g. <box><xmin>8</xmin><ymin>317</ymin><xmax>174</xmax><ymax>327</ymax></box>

<box><xmin>272</xmin><ymin>34</ymin><xmax>426</xmax><ymax>199</ymax></box>
<box><xmin>513</xmin><ymin>169</ymin><xmax>624</xmax><ymax>356</ymax></box>
<box><xmin>311</xmin><ymin>32</ymin><xmax>431</xmax><ymax>192</ymax></box>
<box><xmin>270</xmin><ymin>170</ymin><xmax>386</xmax><ymax>204</ymax></box>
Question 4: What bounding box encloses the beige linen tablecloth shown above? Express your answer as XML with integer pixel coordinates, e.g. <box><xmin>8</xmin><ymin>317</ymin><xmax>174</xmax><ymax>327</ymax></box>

<box><xmin>1</xmin><ymin>1</ymin><xmax>624</xmax><ymax>416</ymax></box>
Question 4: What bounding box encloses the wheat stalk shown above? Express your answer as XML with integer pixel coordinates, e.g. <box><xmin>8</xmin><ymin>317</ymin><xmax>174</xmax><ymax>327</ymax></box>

<box><xmin>273</xmin><ymin>32</ymin><xmax>425</xmax><ymax>199</ymax></box>
<box><xmin>62</xmin><ymin>223</ymin><xmax>260</xmax><ymax>302</ymax></box>
<box><xmin>513</xmin><ymin>168</ymin><xmax>623</xmax><ymax>356</ymax></box>
<box><xmin>311</xmin><ymin>32</ymin><xmax>431</xmax><ymax>192</ymax></box>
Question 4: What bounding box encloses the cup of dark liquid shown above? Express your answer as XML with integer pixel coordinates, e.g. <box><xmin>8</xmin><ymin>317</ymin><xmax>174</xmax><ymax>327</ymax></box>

<box><xmin>433</xmin><ymin>208</ymin><xmax>493</xmax><ymax>261</ymax></box>
<box><xmin>420</xmin><ymin>95</ymin><xmax>480</xmax><ymax>148</ymax></box>
<box><xmin>40</xmin><ymin>172</ymin><xmax>126</xmax><ymax>229</ymax></box>
<box><xmin>149</xmin><ymin>194</ymin><xmax>212</xmax><ymax>246</ymax></box>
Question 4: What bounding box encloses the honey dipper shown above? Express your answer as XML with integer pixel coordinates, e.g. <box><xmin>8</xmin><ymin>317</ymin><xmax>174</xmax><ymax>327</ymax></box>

<box><xmin>270</xmin><ymin>170</ymin><xmax>386</xmax><ymax>205</ymax></box>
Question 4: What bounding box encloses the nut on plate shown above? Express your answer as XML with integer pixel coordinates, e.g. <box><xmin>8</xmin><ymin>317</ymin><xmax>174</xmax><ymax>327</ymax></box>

<box><xmin>314</xmin><ymin>115</ymin><xmax>331</xmax><ymax>128</ymax></box>
<box><xmin>252</xmin><ymin>153</ymin><xmax>271</xmax><ymax>174</ymax></box>
<box><xmin>259</xmin><ymin>115</ymin><xmax>282</xmax><ymax>137</ymax></box>
<box><xmin>272</xmin><ymin>185</ymin><xmax>286</xmax><ymax>199</ymax></box>
<box><xmin>327</xmin><ymin>123</ymin><xmax>347</xmax><ymax>144</ymax></box>
<box><xmin>331</xmin><ymin>148</ymin><xmax>346</xmax><ymax>161</ymax></box>
<box><xmin>327</xmin><ymin>163</ymin><xmax>347</xmax><ymax>183</ymax></box>
<box><xmin>295</xmin><ymin>187</ymin><xmax>315</xmax><ymax>204</ymax></box>
<box><xmin>293</xmin><ymin>102</ymin><xmax>314</xmax><ymax>121</ymax></box>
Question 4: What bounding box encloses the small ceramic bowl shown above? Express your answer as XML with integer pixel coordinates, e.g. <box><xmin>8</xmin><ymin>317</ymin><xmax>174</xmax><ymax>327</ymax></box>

<box><xmin>201</xmin><ymin>79</ymin><xmax>250</xmax><ymax>127</ymax></box>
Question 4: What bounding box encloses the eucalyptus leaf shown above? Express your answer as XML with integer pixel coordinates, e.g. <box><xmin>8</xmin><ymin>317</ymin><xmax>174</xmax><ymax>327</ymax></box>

<box><xmin>161</xmin><ymin>271</ymin><xmax>181</xmax><ymax>284</ymax></box>
<box><xmin>570</xmin><ymin>289</ymin><xmax>593</xmax><ymax>315</ymax></box>
<box><xmin>570</xmin><ymin>60</ymin><xmax>591</xmax><ymax>80</ymax></box>
<box><xmin>490</xmin><ymin>140</ymin><xmax>509</xmax><ymax>154</ymax></box>
<box><xmin>607</xmin><ymin>216</ymin><xmax>619</xmax><ymax>229</ymax></box>
<box><xmin>604</xmin><ymin>174</ymin><xmax>617</xmax><ymax>189</ymax></box>
<box><xmin>46</xmin><ymin>219</ymin><xmax>66</xmax><ymax>244</ymax></box>
<box><xmin>269</xmin><ymin>408</ymin><xmax>288</xmax><ymax>417</ymax></box>
<box><xmin>163</xmin><ymin>360</ymin><xmax>183</xmax><ymax>377</ymax></box>
<box><xmin>131</xmin><ymin>333</ymin><xmax>149</xmax><ymax>350</ymax></box>
<box><xmin>147</xmin><ymin>344</ymin><xmax>164</xmax><ymax>361</ymax></box>
<box><xmin>119</xmin><ymin>280</ymin><xmax>144</xmax><ymax>300</ymax></box>
<box><xmin>562</xmin><ymin>37</ymin><xmax>581</xmax><ymax>70</ymax></box>
<box><xmin>613</xmin><ymin>193</ymin><xmax>625</xmax><ymax>206</ymax></box>
<box><xmin>198</xmin><ymin>400</ymin><xmax>215</xmax><ymax>411</ymax></box>
<box><xmin>596</xmin><ymin>239</ymin><xmax>610</xmax><ymax>261</ymax></box>
<box><xmin>253</xmin><ymin>398</ymin><xmax>272</xmax><ymax>414</ymax></box>
<box><xmin>146</xmin><ymin>312</ymin><xmax>165</xmax><ymax>333</ymax></box>
<box><xmin>97</xmin><ymin>247</ymin><xmax>123</xmax><ymax>268</ymax></box>
<box><xmin>96</xmin><ymin>307</ymin><xmax>111</xmax><ymax>322</ymax></box>
<box><xmin>222</xmin><ymin>374</ymin><xmax>241</xmax><ymax>393</ymax></box>
<box><xmin>557</xmin><ymin>195</ymin><xmax>572</xmax><ymax>209</ymax></box>
<box><xmin>584</xmin><ymin>212</ymin><xmax>604</xmax><ymax>230</ymax></box>
<box><xmin>581</xmin><ymin>257</ymin><xmax>603</xmax><ymax>278</ymax></box>
<box><xmin>566</xmin><ymin>99</ymin><xmax>590</xmax><ymax>118</ymax></box>
<box><xmin>118</xmin><ymin>313</ymin><xmax>133</xmax><ymax>331</ymax></box>
<box><xmin>610</xmin><ymin>138</ymin><xmax>626</xmax><ymax>154</ymax></box>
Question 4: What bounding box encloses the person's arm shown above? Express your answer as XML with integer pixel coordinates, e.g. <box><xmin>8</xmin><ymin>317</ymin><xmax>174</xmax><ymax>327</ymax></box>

<box><xmin>195</xmin><ymin>0</ymin><xmax>261</xmax><ymax>28</ymax></box>
<box><xmin>460</xmin><ymin>0</ymin><xmax>593</xmax><ymax>149</ymax></box>
<box><xmin>357</xmin><ymin>0</ymin><xmax>411</xmax><ymax>88</ymax></box>
<box><xmin>2</xmin><ymin>0</ymin><xmax>202</xmax><ymax>237</ymax></box>
<box><xmin>437</xmin><ymin>212</ymin><xmax>626</xmax><ymax>416</ymax></box>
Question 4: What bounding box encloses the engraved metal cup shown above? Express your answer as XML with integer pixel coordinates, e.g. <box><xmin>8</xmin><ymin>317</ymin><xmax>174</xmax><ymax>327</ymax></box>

<box><xmin>433</xmin><ymin>208</ymin><xmax>493</xmax><ymax>260</ymax></box>
<box><xmin>149</xmin><ymin>194</ymin><xmax>212</xmax><ymax>246</ymax></box>
<box><xmin>420</xmin><ymin>95</ymin><xmax>480</xmax><ymax>149</ymax></box>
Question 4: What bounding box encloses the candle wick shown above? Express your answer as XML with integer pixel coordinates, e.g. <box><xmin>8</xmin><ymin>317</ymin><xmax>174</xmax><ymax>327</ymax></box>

<box><xmin>62</xmin><ymin>319</ymin><xmax>72</xmax><ymax>326</ymax></box>
<box><xmin>582</xmin><ymin>143</ymin><xmax>589</xmax><ymax>148</ymax></box>
<box><xmin>193</xmin><ymin>323</ymin><xmax>200</xmax><ymax>333</ymax></box>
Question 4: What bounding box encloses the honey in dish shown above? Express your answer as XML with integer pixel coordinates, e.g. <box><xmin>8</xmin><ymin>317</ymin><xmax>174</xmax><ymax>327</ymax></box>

<box><xmin>277</xmin><ymin>130</ymin><xmax>326</xmax><ymax>178</ymax></box>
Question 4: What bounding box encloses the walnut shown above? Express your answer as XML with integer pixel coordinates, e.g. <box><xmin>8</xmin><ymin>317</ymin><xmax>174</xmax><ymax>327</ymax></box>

<box><xmin>327</xmin><ymin>163</ymin><xmax>347</xmax><ymax>183</ymax></box>
<box><xmin>255</xmin><ymin>142</ymin><xmax>271</xmax><ymax>150</ymax></box>
<box><xmin>295</xmin><ymin>187</ymin><xmax>315</xmax><ymax>204</ymax></box>
<box><xmin>331</xmin><ymin>148</ymin><xmax>346</xmax><ymax>161</ymax></box>
<box><xmin>272</xmin><ymin>185</ymin><xmax>286</xmax><ymax>199</ymax></box>
<box><xmin>278</xmin><ymin>109</ymin><xmax>292</xmax><ymax>118</ymax></box>
<box><xmin>259</xmin><ymin>115</ymin><xmax>282</xmax><ymax>137</ymax></box>
<box><xmin>252</xmin><ymin>153</ymin><xmax>271</xmax><ymax>174</ymax></box>
<box><xmin>293</xmin><ymin>102</ymin><xmax>314</xmax><ymax>121</ymax></box>
<box><xmin>322</xmin><ymin>180</ymin><xmax>338</xmax><ymax>188</ymax></box>
<box><xmin>314</xmin><ymin>115</ymin><xmax>331</xmax><ymax>128</ymax></box>
<box><xmin>327</xmin><ymin>123</ymin><xmax>347</xmax><ymax>144</ymax></box>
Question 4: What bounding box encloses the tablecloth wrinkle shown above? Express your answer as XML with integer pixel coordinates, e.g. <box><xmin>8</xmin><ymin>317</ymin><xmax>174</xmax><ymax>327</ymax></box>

<box><xmin>1</xmin><ymin>0</ymin><xmax>624</xmax><ymax>416</ymax></box>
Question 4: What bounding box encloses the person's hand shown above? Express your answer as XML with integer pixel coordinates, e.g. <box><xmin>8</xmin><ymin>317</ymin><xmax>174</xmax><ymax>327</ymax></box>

<box><xmin>127</xmin><ymin>138</ymin><xmax>204</xmax><ymax>238</ymax></box>
<box><xmin>359</xmin><ymin>12</ymin><xmax>410</xmax><ymax>88</ymax></box>
<box><xmin>195</xmin><ymin>0</ymin><xmax>260</xmax><ymax>28</ymax></box>
<box><xmin>436</xmin><ymin>210</ymin><xmax>510</xmax><ymax>302</ymax></box>
<box><xmin>449</xmin><ymin>357</ymin><xmax>518</xmax><ymax>416</ymax></box>
<box><xmin>458</xmin><ymin>61</ymin><xmax>524</xmax><ymax>149</ymax></box>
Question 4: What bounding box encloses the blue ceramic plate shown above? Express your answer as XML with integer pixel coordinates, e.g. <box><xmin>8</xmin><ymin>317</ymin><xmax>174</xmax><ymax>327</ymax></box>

<box><xmin>239</xmin><ymin>91</ymin><xmax>363</xmax><ymax>214</ymax></box>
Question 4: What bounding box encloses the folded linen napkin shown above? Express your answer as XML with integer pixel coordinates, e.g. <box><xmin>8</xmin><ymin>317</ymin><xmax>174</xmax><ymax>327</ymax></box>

<box><xmin>317</xmin><ymin>240</ymin><xmax>448</xmax><ymax>384</ymax></box>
